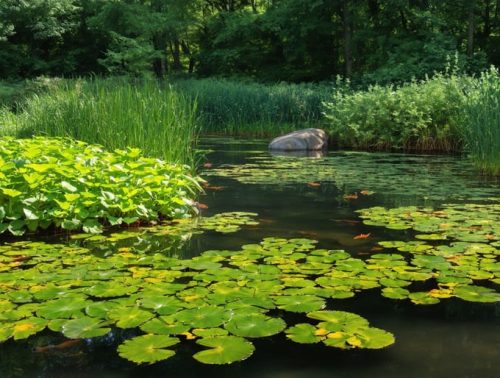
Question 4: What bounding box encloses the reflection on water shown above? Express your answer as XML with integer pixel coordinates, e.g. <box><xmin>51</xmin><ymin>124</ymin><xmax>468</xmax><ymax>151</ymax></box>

<box><xmin>0</xmin><ymin>137</ymin><xmax>498</xmax><ymax>378</ymax></box>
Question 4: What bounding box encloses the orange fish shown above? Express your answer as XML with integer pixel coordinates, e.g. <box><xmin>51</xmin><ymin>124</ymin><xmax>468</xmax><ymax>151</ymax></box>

<box><xmin>35</xmin><ymin>339</ymin><xmax>83</xmax><ymax>353</ymax></box>
<box><xmin>205</xmin><ymin>185</ymin><xmax>225</xmax><ymax>191</ymax></box>
<box><xmin>196</xmin><ymin>202</ymin><xmax>209</xmax><ymax>209</ymax></box>
<box><xmin>353</xmin><ymin>233</ymin><xmax>371</xmax><ymax>240</ymax></box>
<box><xmin>307</xmin><ymin>182</ymin><xmax>321</xmax><ymax>188</ymax></box>
<box><xmin>360</xmin><ymin>190</ymin><xmax>374</xmax><ymax>196</ymax></box>
<box><xmin>343</xmin><ymin>192</ymin><xmax>358</xmax><ymax>200</ymax></box>
<box><xmin>203</xmin><ymin>163</ymin><xmax>213</xmax><ymax>169</ymax></box>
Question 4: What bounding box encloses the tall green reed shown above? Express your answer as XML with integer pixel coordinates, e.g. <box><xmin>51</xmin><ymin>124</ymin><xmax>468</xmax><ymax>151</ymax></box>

<box><xmin>462</xmin><ymin>67</ymin><xmax>500</xmax><ymax>175</ymax></box>
<box><xmin>171</xmin><ymin>78</ymin><xmax>333</xmax><ymax>137</ymax></box>
<box><xmin>9</xmin><ymin>78</ymin><xmax>199</xmax><ymax>166</ymax></box>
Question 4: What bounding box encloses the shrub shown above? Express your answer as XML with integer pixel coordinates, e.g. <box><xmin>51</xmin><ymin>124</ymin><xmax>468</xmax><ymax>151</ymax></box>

<box><xmin>0</xmin><ymin>137</ymin><xmax>202</xmax><ymax>236</ymax></box>
<box><xmin>322</xmin><ymin>74</ymin><xmax>469</xmax><ymax>151</ymax></box>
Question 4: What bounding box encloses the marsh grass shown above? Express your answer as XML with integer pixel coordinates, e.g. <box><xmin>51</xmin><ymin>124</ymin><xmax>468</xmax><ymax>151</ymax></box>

<box><xmin>462</xmin><ymin>68</ymin><xmax>500</xmax><ymax>175</ymax></box>
<box><xmin>171</xmin><ymin>78</ymin><xmax>333</xmax><ymax>136</ymax></box>
<box><xmin>6</xmin><ymin>78</ymin><xmax>199</xmax><ymax>166</ymax></box>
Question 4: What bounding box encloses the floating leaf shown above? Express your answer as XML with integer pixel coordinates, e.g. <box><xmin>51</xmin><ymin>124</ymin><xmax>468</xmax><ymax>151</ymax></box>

<box><xmin>62</xmin><ymin>317</ymin><xmax>111</xmax><ymax>338</ymax></box>
<box><xmin>193</xmin><ymin>336</ymin><xmax>255</xmax><ymax>365</ymax></box>
<box><xmin>224</xmin><ymin>313</ymin><xmax>286</xmax><ymax>338</ymax></box>
<box><xmin>118</xmin><ymin>335</ymin><xmax>179</xmax><ymax>364</ymax></box>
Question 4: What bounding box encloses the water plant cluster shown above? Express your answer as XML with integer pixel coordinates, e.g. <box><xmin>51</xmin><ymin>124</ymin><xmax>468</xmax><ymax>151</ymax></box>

<box><xmin>206</xmin><ymin>152</ymin><xmax>498</xmax><ymax>203</ymax></box>
<box><xmin>171</xmin><ymin>78</ymin><xmax>333</xmax><ymax>137</ymax></box>
<box><xmin>0</xmin><ymin>137</ymin><xmax>202</xmax><ymax>235</ymax></box>
<box><xmin>1</xmin><ymin>79</ymin><xmax>199</xmax><ymax>166</ymax></box>
<box><xmin>461</xmin><ymin>68</ymin><xmax>500</xmax><ymax>175</ymax></box>
<box><xmin>0</xmin><ymin>199</ymin><xmax>498</xmax><ymax>365</ymax></box>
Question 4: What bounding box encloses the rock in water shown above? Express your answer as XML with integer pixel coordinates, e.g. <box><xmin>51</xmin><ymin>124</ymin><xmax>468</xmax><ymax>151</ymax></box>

<box><xmin>269</xmin><ymin>128</ymin><xmax>328</xmax><ymax>151</ymax></box>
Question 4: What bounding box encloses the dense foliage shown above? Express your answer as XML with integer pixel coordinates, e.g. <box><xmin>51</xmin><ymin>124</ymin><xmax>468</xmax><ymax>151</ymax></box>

<box><xmin>1</xmin><ymin>78</ymin><xmax>199</xmax><ymax>166</ymax></box>
<box><xmin>323</xmin><ymin>73</ymin><xmax>469</xmax><ymax>151</ymax></box>
<box><xmin>0</xmin><ymin>1</ymin><xmax>498</xmax><ymax>83</ymax></box>
<box><xmin>462</xmin><ymin>68</ymin><xmax>500</xmax><ymax>174</ymax></box>
<box><xmin>0</xmin><ymin>137</ymin><xmax>202</xmax><ymax>235</ymax></box>
<box><xmin>172</xmin><ymin>78</ymin><xmax>333</xmax><ymax>136</ymax></box>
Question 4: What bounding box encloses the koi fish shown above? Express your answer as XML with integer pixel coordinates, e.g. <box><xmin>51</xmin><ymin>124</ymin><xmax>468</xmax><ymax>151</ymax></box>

<box><xmin>353</xmin><ymin>233</ymin><xmax>371</xmax><ymax>240</ymax></box>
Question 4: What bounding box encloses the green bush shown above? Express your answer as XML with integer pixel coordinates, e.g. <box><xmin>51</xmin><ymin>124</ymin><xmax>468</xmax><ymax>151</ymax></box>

<box><xmin>5</xmin><ymin>78</ymin><xmax>199</xmax><ymax>166</ymax></box>
<box><xmin>461</xmin><ymin>68</ymin><xmax>500</xmax><ymax>175</ymax></box>
<box><xmin>0</xmin><ymin>137</ymin><xmax>202</xmax><ymax>236</ymax></box>
<box><xmin>323</xmin><ymin>74</ymin><xmax>468</xmax><ymax>151</ymax></box>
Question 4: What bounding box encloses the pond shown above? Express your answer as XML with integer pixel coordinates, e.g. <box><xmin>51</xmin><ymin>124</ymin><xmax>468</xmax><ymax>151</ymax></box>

<box><xmin>0</xmin><ymin>137</ymin><xmax>499</xmax><ymax>378</ymax></box>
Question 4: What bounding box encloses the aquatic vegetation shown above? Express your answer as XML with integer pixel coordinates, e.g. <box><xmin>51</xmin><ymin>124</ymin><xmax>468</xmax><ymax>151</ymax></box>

<box><xmin>358</xmin><ymin>203</ymin><xmax>500</xmax><ymax>302</ymax></box>
<box><xmin>1</xmin><ymin>230</ymin><xmax>498</xmax><ymax>365</ymax></box>
<box><xmin>205</xmin><ymin>151</ymin><xmax>498</xmax><ymax>203</ymax></box>
<box><xmin>172</xmin><ymin>78</ymin><xmax>332</xmax><ymax>137</ymax></box>
<box><xmin>0</xmin><ymin>137</ymin><xmax>202</xmax><ymax>235</ymax></box>
<box><xmin>461</xmin><ymin>67</ymin><xmax>500</xmax><ymax>175</ymax></box>
<box><xmin>2</xmin><ymin>78</ymin><xmax>198</xmax><ymax>165</ymax></box>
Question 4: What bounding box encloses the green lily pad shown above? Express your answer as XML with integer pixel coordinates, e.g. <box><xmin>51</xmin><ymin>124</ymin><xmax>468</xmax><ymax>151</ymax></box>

<box><xmin>274</xmin><ymin>295</ymin><xmax>325</xmax><ymax>313</ymax></box>
<box><xmin>224</xmin><ymin>313</ymin><xmax>286</xmax><ymax>338</ymax></box>
<box><xmin>454</xmin><ymin>285</ymin><xmax>500</xmax><ymax>303</ymax></box>
<box><xmin>108</xmin><ymin>307</ymin><xmax>155</xmax><ymax>329</ymax></box>
<box><xmin>193</xmin><ymin>336</ymin><xmax>255</xmax><ymax>365</ymax></box>
<box><xmin>173</xmin><ymin>306</ymin><xmax>228</xmax><ymax>328</ymax></box>
<box><xmin>118</xmin><ymin>334</ymin><xmax>179</xmax><ymax>364</ymax></box>
<box><xmin>11</xmin><ymin>317</ymin><xmax>48</xmax><ymax>340</ymax></box>
<box><xmin>61</xmin><ymin>317</ymin><xmax>111</xmax><ymax>338</ymax></box>
<box><xmin>285</xmin><ymin>323</ymin><xmax>322</xmax><ymax>344</ymax></box>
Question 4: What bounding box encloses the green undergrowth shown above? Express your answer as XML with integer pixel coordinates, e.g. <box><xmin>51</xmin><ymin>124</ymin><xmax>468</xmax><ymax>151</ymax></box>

<box><xmin>0</xmin><ymin>137</ymin><xmax>202</xmax><ymax>236</ymax></box>
<box><xmin>0</xmin><ymin>201</ymin><xmax>498</xmax><ymax>365</ymax></box>
<box><xmin>171</xmin><ymin>78</ymin><xmax>333</xmax><ymax>137</ymax></box>
<box><xmin>1</xmin><ymin>78</ymin><xmax>199</xmax><ymax>166</ymax></box>
<box><xmin>461</xmin><ymin>68</ymin><xmax>500</xmax><ymax>175</ymax></box>
<box><xmin>323</xmin><ymin>73</ymin><xmax>469</xmax><ymax>152</ymax></box>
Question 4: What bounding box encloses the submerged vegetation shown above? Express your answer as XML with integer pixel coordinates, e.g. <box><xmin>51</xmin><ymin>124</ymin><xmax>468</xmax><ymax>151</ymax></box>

<box><xmin>0</xmin><ymin>137</ymin><xmax>202</xmax><ymax>235</ymax></box>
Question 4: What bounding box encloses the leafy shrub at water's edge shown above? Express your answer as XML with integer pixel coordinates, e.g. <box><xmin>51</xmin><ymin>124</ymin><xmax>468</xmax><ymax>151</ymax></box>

<box><xmin>322</xmin><ymin>73</ymin><xmax>468</xmax><ymax>151</ymax></box>
<box><xmin>0</xmin><ymin>137</ymin><xmax>202</xmax><ymax>235</ymax></box>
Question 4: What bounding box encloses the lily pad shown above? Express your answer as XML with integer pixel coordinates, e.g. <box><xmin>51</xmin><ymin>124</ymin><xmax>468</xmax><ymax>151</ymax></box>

<box><xmin>118</xmin><ymin>334</ymin><xmax>179</xmax><ymax>364</ymax></box>
<box><xmin>193</xmin><ymin>336</ymin><xmax>255</xmax><ymax>365</ymax></box>
<box><xmin>224</xmin><ymin>313</ymin><xmax>286</xmax><ymax>338</ymax></box>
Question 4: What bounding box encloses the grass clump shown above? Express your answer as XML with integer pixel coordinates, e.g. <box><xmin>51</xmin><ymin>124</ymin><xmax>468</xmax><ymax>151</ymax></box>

<box><xmin>5</xmin><ymin>78</ymin><xmax>198</xmax><ymax>166</ymax></box>
<box><xmin>322</xmin><ymin>74</ymin><xmax>468</xmax><ymax>151</ymax></box>
<box><xmin>172</xmin><ymin>78</ymin><xmax>333</xmax><ymax>137</ymax></box>
<box><xmin>461</xmin><ymin>68</ymin><xmax>500</xmax><ymax>175</ymax></box>
<box><xmin>0</xmin><ymin>137</ymin><xmax>202</xmax><ymax>236</ymax></box>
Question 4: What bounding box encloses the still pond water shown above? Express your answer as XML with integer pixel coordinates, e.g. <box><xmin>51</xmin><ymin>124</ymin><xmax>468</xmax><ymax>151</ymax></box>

<box><xmin>0</xmin><ymin>138</ymin><xmax>498</xmax><ymax>378</ymax></box>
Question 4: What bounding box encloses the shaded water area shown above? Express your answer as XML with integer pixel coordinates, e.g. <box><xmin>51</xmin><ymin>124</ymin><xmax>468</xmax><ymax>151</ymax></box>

<box><xmin>1</xmin><ymin>138</ymin><xmax>499</xmax><ymax>378</ymax></box>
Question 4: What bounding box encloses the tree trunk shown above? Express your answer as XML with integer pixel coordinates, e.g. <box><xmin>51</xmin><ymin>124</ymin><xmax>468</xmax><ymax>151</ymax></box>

<box><xmin>482</xmin><ymin>0</ymin><xmax>492</xmax><ymax>39</ymax></box>
<box><xmin>467</xmin><ymin>0</ymin><xmax>476</xmax><ymax>58</ymax></box>
<box><xmin>172</xmin><ymin>38</ymin><xmax>183</xmax><ymax>71</ymax></box>
<box><xmin>342</xmin><ymin>0</ymin><xmax>352</xmax><ymax>78</ymax></box>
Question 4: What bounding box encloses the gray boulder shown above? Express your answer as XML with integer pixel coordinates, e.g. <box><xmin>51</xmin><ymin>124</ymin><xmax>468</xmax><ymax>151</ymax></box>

<box><xmin>269</xmin><ymin>128</ymin><xmax>328</xmax><ymax>151</ymax></box>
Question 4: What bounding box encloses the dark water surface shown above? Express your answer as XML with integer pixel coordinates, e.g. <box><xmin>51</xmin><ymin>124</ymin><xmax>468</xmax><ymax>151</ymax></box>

<box><xmin>1</xmin><ymin>138</ymin><xmax>499</xmax><ymax>378</ymax></box>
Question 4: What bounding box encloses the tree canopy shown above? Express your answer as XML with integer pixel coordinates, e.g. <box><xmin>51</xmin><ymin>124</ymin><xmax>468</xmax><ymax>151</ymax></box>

<box><xmin>0</xmin><ymin>0</ymin><xmax>498</xmax><ymax>83</ymax></box>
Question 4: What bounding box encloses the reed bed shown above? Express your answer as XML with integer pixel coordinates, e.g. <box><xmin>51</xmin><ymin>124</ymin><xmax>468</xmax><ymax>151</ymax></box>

<box><xmin>6</xmin><ymin>78</ymin><xmax>199</xmax><ymax>166</ymax></box>
<box><xmin>461</xmin><ymin>68</ymin><xmax>500</xmax><ymax>175</ymax></box>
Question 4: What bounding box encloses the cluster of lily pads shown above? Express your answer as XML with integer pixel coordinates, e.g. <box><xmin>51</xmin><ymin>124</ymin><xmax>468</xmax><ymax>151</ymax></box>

<box><xmin>1</xmin><ymin>219</ymin><xmax>498</xmax><ymax>365</ymax></box>
<box><xmin>0</xmin><ymin>137</ymin><xmax>202</xmax><ymax>235</ymax></box>
<box><xmin>205</xmin><ymin>152</ymin><xmax>498</xmax><ymax>202</ymax></box>
<box><xmin>358</xmin><ymin>203</ymin><xmax>499</xmax><ymax>303</ymax></box>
